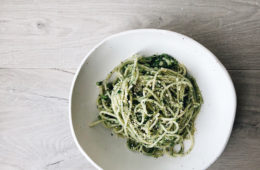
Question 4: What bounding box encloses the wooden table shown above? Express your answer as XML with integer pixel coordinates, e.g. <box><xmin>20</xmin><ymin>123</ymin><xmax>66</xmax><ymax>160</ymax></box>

<box><xmin>0</xmin><ymin>0</ymin><xmax>259</xmax><ymax>169</ymax></box>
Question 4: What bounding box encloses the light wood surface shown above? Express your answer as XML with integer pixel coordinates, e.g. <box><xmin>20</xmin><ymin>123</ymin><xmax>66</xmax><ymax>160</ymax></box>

<box><xmin>0</xmin><ymin>0</ymin><xmax>259</xmax><ymax>169</ymax></box>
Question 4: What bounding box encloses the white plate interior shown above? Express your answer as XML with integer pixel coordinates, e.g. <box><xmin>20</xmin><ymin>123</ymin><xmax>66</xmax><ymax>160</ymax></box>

<box><xmin>70</xmin><ymin>29</ymin><xmax>236</xmax><ymax>170</ymax></box>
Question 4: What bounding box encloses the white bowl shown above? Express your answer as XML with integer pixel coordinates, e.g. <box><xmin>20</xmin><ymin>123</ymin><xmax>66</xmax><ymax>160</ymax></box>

<box><xmin>69</xmin><ymin>29</ymin><xmax>236</xmax><ymax>170</ymax></box>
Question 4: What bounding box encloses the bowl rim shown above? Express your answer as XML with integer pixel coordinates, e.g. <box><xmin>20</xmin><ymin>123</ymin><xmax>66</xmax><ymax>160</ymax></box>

<box><xmin>69</xmin><ymin>29</ymin><xmax>237</xmax><ymax>170</ymax></box>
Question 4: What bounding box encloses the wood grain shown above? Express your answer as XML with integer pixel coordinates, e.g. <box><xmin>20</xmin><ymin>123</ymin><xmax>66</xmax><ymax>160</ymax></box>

<box><xmin>211</xmin><ymin>70</ymin><xmax>260</xmax><ymax>170</ymax></box>
<box><xmin>0</xmin><ymin>69</ymin><xmax>95</xmax><ymax>170</ymax></box>
<box><xmin>0</xmin><ymin>0</ymin><xmax>259</xmax><ymax>69</ymax></box>
<box><xmin>0</xmin><ymin>0</ymin><xmax>259</xmax><ymax>170</ymax></box>
<box><xmin>0</xmin><ymin>69</ymin><xmax>259</xmax><ymax>170</ymax></box>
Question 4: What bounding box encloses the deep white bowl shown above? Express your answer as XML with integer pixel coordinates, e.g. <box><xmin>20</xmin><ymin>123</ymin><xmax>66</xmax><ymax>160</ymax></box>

<box><xmin>69</xmin><ymin>29</ymin><xmax>236</xmax><ymax>170</ymax></box>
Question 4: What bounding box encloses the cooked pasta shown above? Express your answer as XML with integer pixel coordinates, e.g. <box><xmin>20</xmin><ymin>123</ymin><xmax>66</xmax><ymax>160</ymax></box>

<box><xmin>90</xmin><ymin>54</ymin><xmax>203</xmax><ymax>157</ymax></box>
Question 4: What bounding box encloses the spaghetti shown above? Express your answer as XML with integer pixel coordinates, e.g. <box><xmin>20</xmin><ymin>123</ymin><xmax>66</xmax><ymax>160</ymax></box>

<box><xmin>91</xmin><ymin>54</ymin><xmax>203</xmax><ymax>157</ymax></box>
